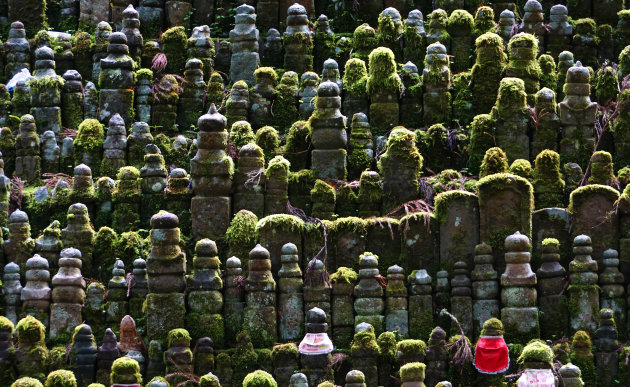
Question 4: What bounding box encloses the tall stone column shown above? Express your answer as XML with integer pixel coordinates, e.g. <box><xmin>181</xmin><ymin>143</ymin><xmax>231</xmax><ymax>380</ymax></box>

<box><xmin>98</xmin><ymin>32</ymin><xmax>135</xmax><ymax>125</ymax></box>
<box><xmin>536</xmin><ymin>238</ymin><xmax>568</xmax><ymax>339</ymax></box>
<box><xmin>2</xmin><ymin>262</ymin><xmax>22</xmax><ymax>324</ymax></box>
<box><xmin>243</xmin><ymin>244</ymin><xmax>277</xmax><ymax>347</ymax></box>
<box><xmin>145</xmin><ymin>211</ymin><xmax>186</xmax><ymax>342</ymax></box>
<box><xmin>50</xmin><ymin>248</ymin><xmax>86</xmax><ymax>338</ymax></box>
<box><xmin>283</xmin><ymin>4</ymin><xmax>313</xmax><ymax>74</ymax></box>
<box><xmin>471</xmin><ymin>243</ymin><xmax>499</xmax><ymax>337</ymax></box>
<box><xmin>29</xmin><ymin>47</ymin><xmax>62</xmax><ymax>135</ymax></box>
<box><xmin>4</xmin><ymin>210</ymin><xmax>35</xmax><ymax>271</ymax></box>
<box><xmin>229</xmin><ymin>5</ymin><xmax>260</xmax><ymax>85</ymax></box>
<box><xmin>408</xmin><ymin>269</ymin><xmax>432</xmax><ymax>339</ymax></box>
<box><xmin>224</xmin><ymin>257</ymin><xmax>245</xmax><ymax>344</ymax></box>
<box><xmin>385</xmin><ymin>265</ymin><xmax>407</xmax><ymax>337</ymax></box>
<box><xmin>500</xmin><ymin>232</ymin><xmax>539</xmax><ymax>344</ymax></box>
<box><xmin>331</xmin><ymin>267</ymin><xmax>357</xmax><ymax>349</ymax></box>
<box><xmin>354</xmin><ymin>253</ymin><xmax>384</xmax><ymax>335</ymax></box>
<box><xmin>600</xmin><ymin>249</ymin><xmax>626</xmax><ymax>340</ymax></box>
<box><xmin>21</xmin><ymin>255</ymin><xmax>51</xmax><ymax>327</ymax></box>
<box><xmin>450</xmin><ymin>261</ymin><xmax>472</xmax><ymax>337</ymax></box>
<box><xmin>278</xmin><ymin>242</ymin><xmax>304</xmax><ymax>342</ymax></box>
<box><xmin>191</xmin><ymin>104</ymin><xmax>233</xmax><ymax>240</ymax></box>
<box><xmin>14</xmin><ymin>115</ymin><xmax>40</xmax><ymax>184</ymax></box>
<box><xmin>568</xmin><ymin>235</ymin><xmax>599</xmax><ymax>335</ymax></box>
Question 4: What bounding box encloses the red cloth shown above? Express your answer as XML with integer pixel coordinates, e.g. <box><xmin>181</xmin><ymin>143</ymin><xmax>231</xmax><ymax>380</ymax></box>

<box><xmin>474</xmin><ymin>336</ymin><xmax>510</xmax><ymax>374</ymax></box>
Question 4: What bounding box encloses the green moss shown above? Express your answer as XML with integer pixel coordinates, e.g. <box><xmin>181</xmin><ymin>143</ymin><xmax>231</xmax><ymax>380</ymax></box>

<box><xmin>343</xmin><ymin>58</ymin><xmax>368</xmax><ymax>97</ymax></box>
<box><xmin>167</xmin><ymin>328</ymin><xmax>191</xmax><ymax>347</ymax></box>
<box><xmin>517</xmin><ymin>339</ymin><xmax>554</xmax><ymax>367</ymax></box>
<box><xmin>254</xmin><ymin>67</ymin><xmax>278</xmax><ymax>85</ymax></box>
<box><xmin>330</xmin><ymin>266</ymin><xmax>358</xmax><ymax>284</ymax></box>
<box><xmin>271</xmin><ymin>343</ymin><xmax>298</xmax><ymax>360</ymax></box>
<box><xmin>400</xmin><ymin>362</ymin><xmax>426</xmax><ymax>382</ymax></box>
<box><xmin>242</xmin><ymin>370</ymin><xmax>277</xmax><ymax>387</ymax></box>
<box><xmin>479</xmin><ymin>147</ymin><xmax>509</xmax><ymax>178</ymax></box>
<box><xmin>255</xmin><ymin>214</ymin><xmax>304</xmax><ymax>235</ymax></box>
<box><xmin>377</xmin><ymin>331</ymin><xmax>397</xmax><ymax>361</ymax></box>
<box><xmin>283</xmin><ymin>120</ymin><xmax>310</xmax><ymax>170</ymax></box>
<box><xmin>570</xmin><ymin>330</ymin><xmax>597</xmax><ymax>386</ymax></box>
<box><xmin>44</xmin><ymin>370</ymin><xmax>76</xmax><ymax>387</ymax></box>
<box><xmin>434</xmin><ymin>190</ymin><xmax>477</xmax><ymax>224</ymax></box>
<box><xmin>16</xmin><ymin>315</ymin><xmax>46</xmax><ymax>346</ymax></box>
<box><xmin>110</xmin><ymin>357</ymin><xmax>142</xmax><ymax>385</ymax></box>
<box><xmin>568</xmin><ymin>184</ymin><xmax>620</xmax><ymax>214</ymax></box>
<box><xmin>509</xmin><ymin>159</ymin><xmax>533</xmax><ymax>179</ymax></box>
<box><xmin>588</xmin><ymin>151</ymin><xmax>616</xmax><ymax>186</ymax></box>
<box><xmin>396</xmin><ymin>339</ymin><xmax>427</xmax><ymax>357</ymax></box>
<box><xmin>135</xmin><ymin>68</ymin><xmax>153</xmax><ymax>81</ymax></box>
<box><xmin>199</xmin><ymin>373</ymin><xmax>220</xmax><ymax>387</ymax></box>
<box><xmin>226</xmin><ymin>209</ymin><xmax>258</xmax><ymax>248</ymax></box>
<box><xmin>311</xmin><ymin>179</ymin><xmax>336</xmax><ymax>202</ymax></box>
<box><xmin>255</xmin><ymin>126</ymin><xmax>280</xmax><ymax>163</ymax></box>
<box><xmin>351</xmin><ymin>325</ymin><xmax>379</xmax><ymax>355</ymax></box>
<box><xmin>366</xmin><ymin>47</ymin><xmax>402</xmax><ymax>95</ymax></box>
<box><xmin>27</xmin><ymin>75</ymin><xmax>64</xmax><ymax>94</ymax></box>
<box><xmin>74</xmin><ymin>119</ymin><xmax>104</xmax><ymax>168</ymax></box>
<box><xmin>12</xmin><ymin>378</ymin><xmax>44</xmax><ymax>387</ymax></box>
<box><xmin>0</xmin><ymin>316</ymin><xmax>14</xmax><ymax>332</ymax></box>
<box><xmin>162</xmin><ymin>26</ymin><xmax>188</xmax><ymax>74</ymax></box>
<box><xmin>266</xmin><ymin>155</ymin><xmax>290</xmax><ymax>182</ymax></box>
<box><xmin>230</xmin><ymin>121</ymin><xmax>255</xmax><ymax>150</ymax></box>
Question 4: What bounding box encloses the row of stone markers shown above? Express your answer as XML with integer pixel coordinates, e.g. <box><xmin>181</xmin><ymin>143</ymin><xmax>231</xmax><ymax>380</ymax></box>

<box><xmin>0</xmin><ymin>221</ymin><xmax>622</xmax><ymax>385</ymax></box>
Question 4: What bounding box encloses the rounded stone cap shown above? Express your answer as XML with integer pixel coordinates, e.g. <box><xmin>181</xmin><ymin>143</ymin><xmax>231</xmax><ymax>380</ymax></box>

<box><xmin>559</xmin><ymin>51</ymin><xmax>574</xmax><ymax>61</ymax></box>
<box><xmin>249</xmin><ymin>244</ymin><xmax>270</xmax><ymax>260</ymax></box>
<box><xmin>68</xmin><ymin>203</ymin><xmax>89</xmax><ymax>215</ymax></box>
<box><xmin>306</xmin><ymin>307</ymin><xmax>326</xmax><ymax>323</ymax></box>
<box><xmin>381</xmin><ymin>7</ymin><xmax>402</xmax><ymax>21</ymax></box>
<box><xmin>4</xmin><ymin>261</ymin><xmax>19</xmax><ymax>273</ymax></box>
<box><xmin>42</xmin><ymin>130</ymin><xmax>56</xmax><ymax>140</ymax></box>
<box><xmin>76</xmin><ymin>324</ymin><xmax>93</xmax><ymax>336</ymax></box>
<box><xmin>600</xmin><ymin>308</ymin><xmax>613</xmax><ymax>320</ymax></box>
<box><xmin>148</xmin><ymin>379</ymin><xmax>169</xmax><ymax>387</ymax></box>
<box><xmin>524</xmin><ymin>0</ymin><xmax>542</xmax><ymax>11</ymax></box>
<box><xmin>60</xmin><ymin>248</ymin><xmax>82</xmax><ymax>259</ymax></box>
<box><xmin>573</xmin><ymin>234</ymin><xmax>592</xmax><ymax>246</ymax></box>
<box><xmin>559</xmin><ymin>363</ymin><xmax>581</xmax><ymax>378</ymax></box>
<box><xmin>226</xmin><ymin>256</ymin><xmax>242</xmax><ymax>268</ymax></box>
<box><xmin>150</xmin><ymin>211</ymin><xmax>179</xmax><ymax>229</ymax></box>
<box><xmin>281</xmin><ymin>242</ymin><xmax>298</xmax><ymax>255</ymax></box>
<box><xmin>437</xmin><ymin>270</ymin><xmax>448</xmax><ymax>279</ymax></box>
<box><xmin>346</xmin><ymin>370</ymin><xmax>366</xmax><ymax>383</ymax></box>
<box><xmin>454</xmin><ymin>261</ymin><xmax>468</xmax><ymax>271</ymax></box>
<box><xmin>359</xmin><ymin>254</ymin><xmax>378</xmax><ymax>268</ymax></box>
<box><xmin>505</xmin><ymin>231</ymin><xmax>530</xmax><ymax>252</ymax></box>
<box><xmin>239</xmin><ymin>142</ymin><xmax>264</xmax><ymax>158</ymax></box>
<box><xmin>402</xmin><ymin>61</ymin><xmax>419</xmax><ymax>74</ymax></box>
<box><xmin>355</xmin><ymin>322</ymin><xmax>372</xmax><ymax>333</ymax></box>
<box><xmin>317</xmin><ymin>81</ymin><xmax>340</xmax><ymax>97</ymax></box>
<box><xmin>427</xmin><ymin>42</ymin><xmax>447</xmax><ymax>55</ymax></box>
<box><xmin>26</xmin><ymin>254</ymin><xmax>49</xmax><ymax>270</ymax></box>
<box><xmin>133</xmin><ymin>258</ymin><xmax>146</xmax><ymax>269</ymax></box>
<box><xmin>196</xmin><ymin>239</ymin><xmax>218</xmax><ymax>256</ymax></box>
<box><xmin>109</xmin><ymin>32</ymin><xmax>128</xmax><ymax>45</ymax></box>
<box><xmin>196</xmin><ymin>336</ymin><xmax>214</xmax><ymax>348</ymax></box>
<box><xmin>288</xmin><ymin>3</ymin><xmax>307</xmax><ymax>15</ymax></box>
<box><xmin>132</xmin><ymin>121</ymin><xmax>150</xmax><ymax>134</ymax></box>
<box><xmin>566</xmin><ymin>62</ymin><xmax>590</xmax><ymax>83</ymax></box>
<box><xmin>387</xmin><ymin>265</ymin><xmax>403</xmax><ymax>275</ymax></box>
<box><xmin>235</xmin><ymin>3</ymin><xmax>255</xmax><ymax>14</ymax></box>
<box><xmin>323</xmin><ymin>58</ymin><xmax>339</xmax><ymax>70</ymax></box>
<box><xmin>352</xmin><ymin>112</ymin><xmax>368</xmax><ymax>124</ymax></box>
<box><xmin>198</xmin><ymin>104</ymin><xmax>227</xmax><ymax>132</ymax></box>
<box><xmin>9</xmin><ymin>209</ymin><xmax>29</xmax><ymax>223</ymax></box>
<box><xmin>109</xmin><ymin>113</ymin><xmax>125</xmax><ymax>128</ymax></box>
<box><xmin>430</xmin><ymin>326</ymin><xmax>446</xmax><ymax>341</ymax></box>
<box><xmin>119</xmin><ymin>166</ymin><xmax>140</xmax><ymax>180</ymax></box>
<box><xmin>63</xmin><ymin>70</ymin><xmax>82</xmax><ymax>81</ymax></box>
<box><xmin>475</xmin><ymin>243</ymin><xmax>492</xmax><ymax>255</ymax></box>
<box><xmin>603</xmin><ymin>249</ymin><xmax>619</xmax><ymax>259</ymax></box>
<box><xmin>20</xmin><ymin>114</ymin><xmax>35</xmax><ymax>124</ymax></box>
<box><xmin>145</xmin><ymin>143</ymin><xmax>161</xmax><ymax>154</ymax></box>
<box><xmin>536</xmin><ymin>87</ymin><xmax>555</xmax><ymax>102</ymax></box>
<box><xmin>550</xmin><ymin>4</ymin><xmax>568</xmax><ymax>15</ymax></box>
<box><xmin>186</xmin><ymin>58</ymin><xmax>203</xmax><ymax>70</ymax></box>
<box><xmin>123</xmin><ymin>4</ymin><xmax>139</xmax><ymax>18</ymax></box>
<box><xmin>408</xmin><ymin>9</ymin><xmax>423</xmax><ymax>20</ymax></box>
<box><xmin>170</xmin><ymin>168</ymin><xmax>188</xmax><ymax>179</ymax></box>
<box><xmin>74</xmin><ymin>163</ymin><xmax>92</xmax><ymax>176</ymax></box>
<box><xmin>500</xmin><ymin>9</ymin><xmax>515</xmax><ymax>19</ymax></box>
<box><xmin>267</xmin><ymin>28</ymin><xmax>281</xmax><ymax>38</ymax></box>
<box><xmin>97</xmin><ymin>177</ymin><xmax>116</xmax><ymax>190</ymax></box>
<box><xmin>301</xmin><ymin>72</ymin><xmax>318</xmax><ymax>83</ymax></box>
<box><xmin>290</xmin><ymin>373</ymin><xmax>308</xmax><ymax>384</ymax></box>
<box><xmin>410</xmin><ymin>269</ymin><xmax>432</xmax><ymax>284</ymax></box>
<box><xmin>35</xmin><ymin>46</ymin><xmax>54</xmax><ymax>60</ymax></box>
<box><xmin>10</xmin><ymin>21</ymin><xmax>24</xmax><ymax>29</ymax></box>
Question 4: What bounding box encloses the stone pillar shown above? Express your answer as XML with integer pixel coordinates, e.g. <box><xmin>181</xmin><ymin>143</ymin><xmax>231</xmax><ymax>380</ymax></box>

<box><xmin>2</xmin><ymin>262</ymin><xmax>22</xmax><ymax>324</ymax></box>
<box><xmin>234</xmin><ymin>143</ymin><xmax>265</xmax><ymax>217</ymax></box>
<box><xmin>14</xmin><ymin>315</ymin><xmax>48</xmax><ymax>381</ymax></box>
<box><xmin>350</xmin><ymin>323</ymin><xmax>378</xmax><ymax>387</ymax></box>
<box><xmin>283</xmin><ymin>4</ymin><xmax>313</xmax><ymax>73</ymax></box>
<box><xmin>145</xmin><ymin>340</ymin><xmax>162</xmax><ymax>381</ymax></box>
<box><xmin>426</xmin><ymin>9</ymin><xmax>450</xmax><ymax>46</ymax></box>
<box><xmin>139</xmin><ymin>144</ymin><xmax>167</xmax><ymax>226</ymax></box>
<box><xmin>145</xmin><ymin>211</ymin><xmax>186</xmax><ymax>342</ymax></box>
<box><xmin>4</xmin><ymin>22</ymin><xmax>30</xmax><ymax>78</ymax></box>
<box><xmin>21</xmin><ymin>255</ymin><xmax>51</xmax><ymax>327</ymax></box>
<box><xmin>450</xmin><ymin>261</ymin><xmax>472</xmax><ymax>337</ymax></box>
<box><xmin>188</xmin><ymin>25</ymin><xmax>214</xmax><ymax>80</ymax></box>
<box><xmin>366</xmin><ymin>47</ymin><xmax>401</xmax><ymax>133</ymax></box>
<box><xmin>309</xmin><ymin>81</ymin><xmax>347</xmax><ymax>179</ymax></box>
<box><xmin>0</xmin><ymin>316</ymin><xmax>15</xmax><ymax>385</ymax></box>
<box><xmin>347</xmin><ymin>113</ymin><xmax>374</xmax><ymax>181</ymax></box>
<box><xmin>399</xmin><ymin>62</ymin><xmax>422</xmax><ymax>129</ymax></box>
<box><xmin>128</xmin><ymin>258</ymin><xmax>147</xmax><ymax>320</ymax></box>
<box><xmin>12</xmin><ymin>80</ymin><xmax>30</xmax><ymax>120</ymax></box>
<box><xmin>105</xmin><ymin>260</ymin><xmax>128</xmax><ymax>325</ymax></box>
<box><xmin>385</xmin><ymin>265</ymin><xmax>407</xmax><ymax>337</ymax></box>
<box><xmin>226</xmin><ymin>82</ymin><xmax>250</xmax><ymax>127</ymax></box>
<box><xmin>407</xmin><ymin>269</ymin><xmax>432</xmax><ymax>340</ymax></box>
<box><xmin>4</xmin><ymin>210</ymin><xmax>34</xmax><ymax>270</ymax></box>
<box><xmin>311</xmin><ymin>180</ymin><xmax>336</xmax><ymax>220</ymax></box>
<box><xmin>229</xmin><ymin>5</ymin><xmax>260</xmax><ymax>86</ymax></box>
<box><xmin>547</xmin><ymin>5</ymin><xmax>572</xmax><ymax>60</ymax></box>
<box><xmin>425</xmin><ymin>327</ymin><xmax>448</xmax><ymax>387</ymax></box>
<box><xmin>113</xmin><ymin>166</ymin><xmax>141</xmax><ymax>233</ymax></box>
<box><xmin>471</xmin><ymin>243</ymin><xmax>499</xmax><ymax>337</ymax></box>
<box><xmin>127</xmin><ymin>122</ymin><xmax>153</xmax><ymax>169</ymax></box>
<box><xmin>71</xmin><ymin>324</ymin><xmax>97</xmax><ymax>386</ymax></box>
<box><xmin>403</xmin><ymin>10</ymin><xmax>426</xmax><ymax>65</ymax></box>
<box><xmin>14</xmin><ymin>114</ymin><xmax>40</xmax><ymax>184</ymax></box>
<box><xmin>500</xmin><ymin>232</ymin><xmax>539</xmax><ymax>344</ymax></box>
<box><xmin>559</xmin><ymin>62</ymin><xmax>597</xmax><ymax>168</ymax></box>
<box><xmin>278</xmin><ymin>243</ymin><xmax>304</xmax><ymax>342</ymax></box>
<box><xmin>121</xmin><ymin>5</ymin><xmax>142</xmax><ymax>63</ymax></box>
<box><xmin>164</xmin><ymin>328</ymin><xmax>194</xmax><ymax>386</ymax></box>
<box><xmin>62</xmin><ymin>70</ymin><xmax>83</xmax><ymax>130</ymax></box>
<box><xmin>178</xmin><ymin>59</ymin><xmax>206</xmax><ymax>131</ymax></box>
<box><xmin>224</xmin><ymin>256</ymin><xmax>245</xmax><ymax>344</ymax></box>
<box><xmin>471</xmin><ymin>32</ymin><xmax>506</xmax><ymax>115</ymax></box>
<box><xmin>98</xmin><ymin>32</ymin><xmax>135</xmax><ymax>125</ymax></box>
<box><xmin>300</xmin><ymin>308</ymin><xmax>334</xmax><ymax>385</ymax></box>
<box><xmin>354</xmin><ymin>253</ymin><xmax>384</xmax><ymax>335</ymax></box>
<box><xmin>61</xmin><ymin>203</ymin><xmax>95</xmax><ymax>277</ymax></box>
<box><xmin>599</xmin><ymin>249</ymin><xmax>626</xmax><ymax>340</ymax></box>
<box><xmin>421</xmin><ymin>42</ymin><xmax>451</xmax><ymax>126</ymax></box>
<box><xmin>478</xmin><ymin>173</ymin><xmax>533</xmax><ymax>272</ymax></box>
<box><xmin>536</xmin><ymin>238</ymin><xmax>568</xmax><ymax>339</ymax></box>
<box><xmin>96</xmin><ymin>329</ymin><xmax>120</xmax><ymax>384</ymax></box>
<box><xmin>447</xmin><ymin>10</ymin><xmax>473</xmax><ymax>72</ymax></box>
<box><xmin>50</xmin><ymin>248</ymin><xmax>86</xmax><ymax>338</ymax></box>
<box><xmin>330</xmin><ymin>266</ymin><xmax>357</xmax><ymax>349</ymax></box>
<box><xmin>101</xmin><ymin>114</ymin><xmax>128</xmax><ymax>178</ymax></box>
<box><xmin>505</xmin><ymin>33</ymin><xmax>540</xmax><ymax>104</ymax></box>
<box><xmin>194</xmin><ymin>337</ymin><xmax>214</xmax><ymax>376</ymax></box>
<box><xmin>110</xmin><ymin>357</ymin><xmax>142</xmax><ymax>386</ymax></box>
<box><xmin>560</xmin><ymin>363</ymin><xmax>584</xmax><ymax>387</ymax></box>
<box><xmin>568</xmin><ymin>184</ymin><xmax>619</xmax><ymax>264</ymax></box>
<box><xmin>572</xmin><ymin>19</ymin><xmax>598</xmax><ymax>69</ymax></box>
<box><xmin>134</xmin><ymin>70</ymin><xmax>153</xmax><ymax>125</ymax></box>
<box><xmin>568</xmin><ymin>235</ymin><xmax>599</xmax><ymax>335</ymax></box>
<box><xmin>304</xmin><ymin>258</ymin><xmax>331</xmax><ymax>325</ymax></box>
<box><xmin>243</xmin><ymin>244</ymin><xmax>277</xmax><ymax>347</ymax></box>
<box><xmin>191</xmin><ymin>104</ymin><xmax>233</xmax><ymax>240</ymax></box>
<box><xmin>186</xmin><ymin>239</ymin><xmax>224</xmax><ymax>347</ymax></box>
<box><xmin>150</xmin><ymin>74</ymin><xmax>180</xmax><ymax>133</ymax></box>
<box><xmin>137</xmin><ymin>0</ymin><xmax>164</xmax><ymax>39</ymax></box>
<box><xmin>84</xmin><ymin>283</ymin><xmax>105</xmax><ymax>342</ymax></box>
<box><xmin>40</xmin><ymin>131</ymin><xmax>59</xmax><ymax>174</ymax></box>
<box><xmin>250</xmin><ymin>67</ymin><xmax>276</xmax><ymax>128</ymax></box>
<box><xmin>83</xmin><ymin>82</ymin><xmax>98</xmax><ymax>120</ymax></box>
<box><xmin>594</xmin><ymin>309</ymin><xmax>618</xmax><ymax>385</ymax></box>
<box><xmin>489</xmin><ymin>78</ymin><xmax>531</xmax><ymax>161</ymax></box>
<box><xmin>91</xmin><ymin>22</ymin><xmax>112</xmax><ymax>83</ymax></box>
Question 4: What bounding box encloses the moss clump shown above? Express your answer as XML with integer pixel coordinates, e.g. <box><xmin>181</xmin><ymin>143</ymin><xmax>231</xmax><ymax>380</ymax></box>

<box><xmin>343</xmin><ymin>58</ymin><xmax>368</xmax><ymax>97</ymax></box>
<box><xmin>230</xmin><ymin>121</ymin><xmax>255</xmax><ymax>152</ymax></box>
<box><xmin>594</xmin><ymin>65</ymin><xmax>619</xmax><ymax>104</ymax></box>
<box><xmin>588</xmin><ymin>151</ymin><xmax>616</xmax><ymax>186</ymax></box>
<box><xmin>538</xmin><ymin>54</ymin><xmax>558</xmax><ymax>92</ymax></box>
<box><xmin>377</xmin><ymin>331</ymin><xmax>397</xmax><ymax>361</ymax></box>
<box><xmin>206</xmin><ymin>72</ymin><xmax>226</xmax><ymax>107</ymax></box>
<box><xmin>568</xmin><ymin>184</ymin><xmax>620</xmax><ymax>214</ymax></box>
<box><xmin>110</xmin><ymin>357</ymin><xmax>142</xmax><ymax>385</ymax></box>
<box><xmin>509</xmin><ymin>159</ymin><xmax>532</xmax><ymax>179</ymax></box>
<box><xmin>226</xmin><ymin>209</ymin><xmax>258</xmax><ymax>249</ymax></box>
<box><xmin>74</xmin><ymin>119</ymin><xmax>104</xmax><ymax>170</ymax></box>
<box><xmin>330</xmin><ymin>266</ymin><xmax>358</xmax><ymax>284</ymax></box>
<box><xmin>162</xmin><ymin>26</ymin><xmax>188</xmax><ymax>74</ymax></box>
<box><xmin>352</xmin><ymin>24</ymin><xmax>378</xmax><ymax>62</ymax></box>
<box><xmin>255</xmin><ymin>214</ymin><xmax>304</xmax><ymax>235</ymax></box>
<box><xmin>255</xmin><ymin>126</ymin><xmax>280</xmax><ymax>163</ymax></box>
<box><xmin>167</xmin><ymin>328</ymin><xmax>191</xmax><ymax>347</ymax></box>
<box><xmin>400</xmin><ymin>362</ymin><xmax>426</xmax><ymax>382</ymax></box>
<box><xmin>397</xmin><ymin>339</ymin><xmax>427</xmax><ymax>357</ymax></box>
<box><xmin>532</xmin><ymin>149</ymin><xmax>565</xmax><ymax>209</ymax></box>
<box><xmin>311</xmin><ymin>179</ymin><xmax>336</xmax><ymax>219</ymax></box>
<box><xmin>479</xmin><ymin>147</ymin><xmax>509</xmax><ymax>178</ymax></box>
<box><xmin>517</xmin><ymin>339</ymin><xmax>554</xmax><ymax>367</ymax></box>
<box><xmin>266</xmin><ymin>155</ymin><xmax>290</xmax><ymax>183</ymax></box>
<box><xmin>570</xmin><ymin>331</ymin><xmax>597</xmax><ymax>386</ymax></box>
<box><xmin>254</xmin><ymin>67</ymin><xmax>278</xmax><ymax>85</ymax></box>
<box><xmin>351</xmin><ymin>325</ymin><xmax>379</xmax><ymax>354</ymax></box>
<box><xmin>44</xmin><ymin>370</ymin><xmax>76</xmax><ymax>387</ymax></box>
<box><xmin>12</xmin><ymin>378</ymin><xmax>44</xmax><ymax>387</ymax></box>
<box><xmin>242</xmin><ymin>370</ymin><xmax>277</xmax><ymax>387</ymax></box>
<box><xmin>273</xmin><ymin>71</ymin><xmax>300</xmax><ymax>133</ymax></box>
<box><xmin>16</xmin><ymin>315</ymin><xmax>46</xmax><ymax>347</ymax></box>
<box><xmin>366</xmin><ymin>47</ymin><xmax>402</xmax><ymax>95</ymax></box>
<box><xmin>271</xmin><ymin>342</ymin><xmax>298</xmax><ymax>361</ymax></box>
<box><xmin>283</xmin><ymin>120</ymin><xmax>310</xmax><ymax>170</ymax></box>
<box><xmin>199</xmin><ymin>373</ymin><xmax>221</xmax><ymax>387</ymax></box>
<box><xmin>0</xmin><ymin>316</ymin><xmax>14</xmax><ymax>332</ymax></box>
<box><xmin>467</xmin><ymin>114</ymin><xmax>497</xmax><ymax>175</ymax></box>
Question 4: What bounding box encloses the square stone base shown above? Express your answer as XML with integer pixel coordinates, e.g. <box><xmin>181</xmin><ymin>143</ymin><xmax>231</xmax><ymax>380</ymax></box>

<box><xmin>50</xmin><ymin>303</ymin><xmax>82</xmax><ymax>339</ymax></box>
<box><xmin>312</xmin><ymin>149</ymin><xmax>346</xmax><ymax>180</ymax></box>
<box><xmin>191</xmin><ymin>196</ymin><xmax>231</xmax><ymax>240</ymax></box>
<box><xmin>501</xmin><ymin>307</ymin><xmax>540</xmax><ymax>344</ymax></box>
